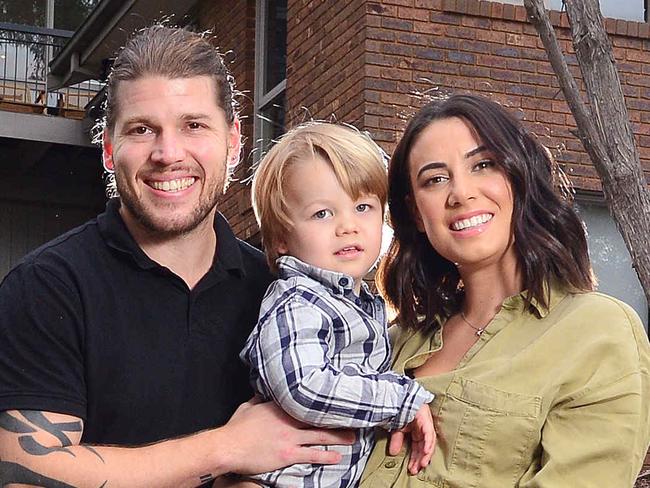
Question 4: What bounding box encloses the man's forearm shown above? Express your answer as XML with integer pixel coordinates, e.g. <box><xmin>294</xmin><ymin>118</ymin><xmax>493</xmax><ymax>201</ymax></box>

<box><xmin>1</xmin><ymin>402</ymin><xmax>355</xmax><ymax>487</ymax></box>
<box><xmin>0</xmin><ymin>424</ymin><xmax>229</xmax><ymax>488</ymax></box>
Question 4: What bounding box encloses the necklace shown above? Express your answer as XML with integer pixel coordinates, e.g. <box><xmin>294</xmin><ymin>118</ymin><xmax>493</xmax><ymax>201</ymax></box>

<box><xmin>460</xmin><ymin>311</ymin><xmax>487</xmax><ymax>337</ymax></box>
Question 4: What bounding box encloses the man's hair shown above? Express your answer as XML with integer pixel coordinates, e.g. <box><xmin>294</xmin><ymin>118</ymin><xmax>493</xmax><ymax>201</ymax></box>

<box><xmin>104</xmin><ymin>24</ymin><xmax>236</xmax><ymax>131</ymax></box>
<box><xmin>378</xmin><ymin>94</ymin><xmax>594</xmax><ymax>330</ymax></box>
<box><xmin>252</xmin><ymin>122</ymin><xmax>388</xmax><ymax>272</ymax></box>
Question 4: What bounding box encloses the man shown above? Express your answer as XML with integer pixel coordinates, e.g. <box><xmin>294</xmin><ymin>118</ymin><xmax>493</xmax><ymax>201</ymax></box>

<box><xmin>0</xmin><ymin>25</ymin><xmax>351</xmax><ymax>487</ymax></box>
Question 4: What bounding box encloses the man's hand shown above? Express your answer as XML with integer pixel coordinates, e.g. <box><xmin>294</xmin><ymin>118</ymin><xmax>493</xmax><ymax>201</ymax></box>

<box><xmin>388</xmin><ymin>403</ymin><xmax>435</xmax><ymax>475</ymax></box>
<box><xmin>217</xmin><ymin>399</ymin><xmax>355</xmax><ymax>476</ymax></box>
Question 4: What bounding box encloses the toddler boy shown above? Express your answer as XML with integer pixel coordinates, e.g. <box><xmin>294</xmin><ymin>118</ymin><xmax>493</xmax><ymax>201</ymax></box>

<box><xmin>240</xmin><ymin>122</ymin><xmax>435</xmax><ymax>487</ymax></box>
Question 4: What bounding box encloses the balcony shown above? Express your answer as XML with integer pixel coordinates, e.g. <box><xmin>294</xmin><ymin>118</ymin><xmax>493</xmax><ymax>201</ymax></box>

<box><xmin>0</xmin><ymin>22</ymin><xmax>101</xmax><ymax>120</ymax></box>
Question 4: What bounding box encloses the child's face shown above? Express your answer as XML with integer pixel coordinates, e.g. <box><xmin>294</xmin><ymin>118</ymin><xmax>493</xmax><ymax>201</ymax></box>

<box><xmin>277</xmin><ymin>156</ymin><xmax>384</xmax><ymax>293</ymax></box>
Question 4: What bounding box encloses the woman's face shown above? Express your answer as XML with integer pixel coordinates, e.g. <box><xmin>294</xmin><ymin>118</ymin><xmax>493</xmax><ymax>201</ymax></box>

<box><xmin>408</xmin><ymin>116</ymin><xmax>517</xmax><ymax>273</ymax></box>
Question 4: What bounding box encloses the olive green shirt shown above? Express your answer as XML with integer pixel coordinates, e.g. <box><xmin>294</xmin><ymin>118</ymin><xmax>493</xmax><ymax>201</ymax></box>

<box><xmin>361</xmin><ymin>287</ymin><xmax>650</xmax><ymax>488</ymax></box>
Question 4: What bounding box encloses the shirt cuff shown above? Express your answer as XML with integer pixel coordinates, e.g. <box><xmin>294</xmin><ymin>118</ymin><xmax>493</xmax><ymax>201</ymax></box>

<box><xmin>388</xmin><ymin>382</ymin><xmax>434</xmax><ymax>431</ymax></box>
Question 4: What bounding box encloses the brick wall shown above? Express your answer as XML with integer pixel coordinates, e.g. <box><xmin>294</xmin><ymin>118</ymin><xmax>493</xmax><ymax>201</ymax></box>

<box><xmin>363</xmin><ymin>0</ymin><xmax>650</xmax><ymax>191</ymax></box>
<box><xmin>198</xmin><ymin>0</ymin><xmax>260</xmax><ymax>243</ymax></box>
<box><xmin>286</xmin><ymin>0</ymin><xmax>368</xmax><ymax>127</ymax></box>
<box><xmin>200</xmin><ymin>0</ymin><xmax>650</xmax><ymax>241</ymax></box>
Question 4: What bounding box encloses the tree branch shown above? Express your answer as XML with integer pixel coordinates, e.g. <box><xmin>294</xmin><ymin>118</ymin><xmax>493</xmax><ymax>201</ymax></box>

<box><xmin>524</xmin><ymin>0</ymin><xmax>650</xmax><ymax>302</ymax></box>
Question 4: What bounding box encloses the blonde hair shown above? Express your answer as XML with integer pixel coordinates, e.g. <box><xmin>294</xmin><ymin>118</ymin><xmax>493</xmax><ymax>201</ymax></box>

<box><xmin>252</xmin><ymin>122</ymin><xmax>388</xmax><ymax>271</ymax></box>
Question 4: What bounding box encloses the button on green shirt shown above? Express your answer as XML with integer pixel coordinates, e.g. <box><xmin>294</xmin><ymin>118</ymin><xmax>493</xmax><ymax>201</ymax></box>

<box><xmin>361</xmin><ymin>287</ymin><xmax>650</xmax><ymax>488</ymax></box>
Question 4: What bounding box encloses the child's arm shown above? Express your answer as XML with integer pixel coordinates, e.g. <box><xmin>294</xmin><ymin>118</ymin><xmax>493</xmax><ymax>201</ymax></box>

<box><xmin>389</xmin><ymin>403</ymin><xmax>436</xmax><ymax>475</ymax></box>
<box><xmin>243</xmin><ymin>294</ymin><xmax>433</xmax><ymax>432</ymax></box>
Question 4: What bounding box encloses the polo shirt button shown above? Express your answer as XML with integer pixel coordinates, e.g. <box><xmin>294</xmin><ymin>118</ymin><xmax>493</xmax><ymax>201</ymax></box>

<box><xmin>355</xmin><ymin>298</ymin><xmax>361</xmax><ymax>306</ymax></box>
<box><xmin>384</xmin><ymin>460</ymin><xmax>397</xmax><ymax>469</ymax></box>
<box><xmin>338</xmin><ymin>277</ymin><xmax>348</xmax><ymax>287</ymax></box>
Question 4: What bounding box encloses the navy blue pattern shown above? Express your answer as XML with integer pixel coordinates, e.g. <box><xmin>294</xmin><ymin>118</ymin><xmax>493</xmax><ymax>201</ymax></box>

<box><xmin>241</xmin><ymin>256</ymin><xmax>433</xmax><ymax>487</ymax></box>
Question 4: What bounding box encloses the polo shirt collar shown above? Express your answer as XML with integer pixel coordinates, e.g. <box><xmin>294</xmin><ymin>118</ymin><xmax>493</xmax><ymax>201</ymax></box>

<box><xmin>97</xmin><ymin>198</ymin><xmax>245</xmax><ymax>277</ymax></box>
<box><xmin>277</xmin><ymin>255</ymin><xmax>373</xmax><ymax>299</ymax></box>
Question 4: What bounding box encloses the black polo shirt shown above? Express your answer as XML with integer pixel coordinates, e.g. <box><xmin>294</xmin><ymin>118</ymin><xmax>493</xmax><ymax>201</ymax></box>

<box><xmin>0</xmin><ymin>198</ymin><xmax>273</xmax><ymax>445</ymax></box>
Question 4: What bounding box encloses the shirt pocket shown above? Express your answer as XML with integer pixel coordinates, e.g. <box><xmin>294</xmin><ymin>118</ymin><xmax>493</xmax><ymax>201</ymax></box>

<box><xmin>422</xmin><ymin>376</ymin><xmax>542</xmax><ymax>488</ymax></box>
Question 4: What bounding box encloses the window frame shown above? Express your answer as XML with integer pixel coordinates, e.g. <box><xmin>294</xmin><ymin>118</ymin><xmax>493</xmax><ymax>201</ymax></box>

<box><xmin>253</xmin><ymin>0</ymin><xmax>287</xmax><ymax>161</ymax></box>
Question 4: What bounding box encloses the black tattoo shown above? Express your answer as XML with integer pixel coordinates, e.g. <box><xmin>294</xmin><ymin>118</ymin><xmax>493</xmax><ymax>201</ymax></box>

<box><xmin>199</xmin><ymin>473</ymin><xmax>215</xmax><ymax>483</ymax></box>
<box><xmin>83</xmin><ymin>445</ymin><xmax>106</xmax><ymax>464</ymax></box>
<box><xmin>0</xmin><ymin>412</ymin><xmax>37</xmax><ymax>434</ymax></box>
<box><xmin>20</xmin><ymin>411</ymin><xmax>82</xmax><ymax>447</ymax></box>
<box><xmin>0</xmin><ymin>460</ymin><xmax>77</xmax><ymax>488</ymax></box>
<box><xmin>18</xmin><ymin>435</ymin><xmax>76</xmax><ymax>457</ymax></box>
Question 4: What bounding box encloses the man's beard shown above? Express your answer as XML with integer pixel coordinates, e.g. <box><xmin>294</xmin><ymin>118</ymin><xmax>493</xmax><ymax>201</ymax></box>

<box><xmin>114</xmin><ymin>166</ymin><xmax>226</xmax><ymax>238</ymax></box>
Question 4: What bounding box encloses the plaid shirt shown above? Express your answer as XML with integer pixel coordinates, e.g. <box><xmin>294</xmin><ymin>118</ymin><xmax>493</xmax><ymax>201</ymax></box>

<box><xmin>240</xmin><ymin>256</ymin><xmax>434</xmax><ymax>488</ymax></box>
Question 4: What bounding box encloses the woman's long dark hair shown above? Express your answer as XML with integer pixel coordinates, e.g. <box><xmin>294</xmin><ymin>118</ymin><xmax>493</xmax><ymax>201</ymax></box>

<box><xmin>378</xmin><ymin>94</ymin><xmax>594</xmax><ymax>330</ymax></box>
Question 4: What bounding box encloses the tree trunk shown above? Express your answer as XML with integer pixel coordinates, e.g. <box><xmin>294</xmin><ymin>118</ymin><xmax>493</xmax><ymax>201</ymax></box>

<box><xmin>523</xmin><ymin>0</ymin><xmax>650</xmax><ymax>303</ymax></box>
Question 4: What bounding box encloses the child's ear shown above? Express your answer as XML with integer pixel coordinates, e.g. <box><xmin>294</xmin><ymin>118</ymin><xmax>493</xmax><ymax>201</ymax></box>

<box><xmin>276</xmin><ymin>241</ymin><xmax>289</xmax><ymax>255</ymax></box>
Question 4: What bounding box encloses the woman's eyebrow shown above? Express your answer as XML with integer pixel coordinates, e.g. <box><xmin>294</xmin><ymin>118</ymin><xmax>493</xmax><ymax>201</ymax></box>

<box><xmin>465</xmin><ymin>145</ymin><xmax>487</xmax><ymax>159</ymax></box>
<box><xmin>416</xmin><ymin>161</ymin><xmax>446</xmax><ymax>179</ymax></box>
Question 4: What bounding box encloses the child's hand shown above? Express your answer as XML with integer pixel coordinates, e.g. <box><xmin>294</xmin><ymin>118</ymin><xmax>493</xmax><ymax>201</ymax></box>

<box><xmin>393</xmin><ymin>403</ymin><xmax>436</xmax><ymax>475</ymax></box>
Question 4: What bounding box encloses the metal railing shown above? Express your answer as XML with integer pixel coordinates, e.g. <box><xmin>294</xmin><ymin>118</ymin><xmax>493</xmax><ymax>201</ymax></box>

<box><xmin>0</xmin><ymin>23</ymin><xmax>102</xmax><ymax>116</ymax></box>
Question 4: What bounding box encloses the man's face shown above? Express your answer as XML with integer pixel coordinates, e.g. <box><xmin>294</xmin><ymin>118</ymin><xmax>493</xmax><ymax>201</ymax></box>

<box><xmin>103</xmin><ymin>75</ymin><xmax>240</xmax><ymax>237</ymax></box>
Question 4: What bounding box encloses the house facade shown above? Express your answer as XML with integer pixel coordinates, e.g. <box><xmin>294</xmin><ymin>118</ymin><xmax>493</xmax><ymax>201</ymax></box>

<box><xmin>200</xmin><ymin>0</ymin><xmax>650</xmax><ymax>328</ymax></box>
<box><xmin>0</xmin><ymin>0</ymin><xmax>104</xmax><ymax>277</ymax></box>
<box><xmin>1</xmin><ymin>0</ymin><xmax>648</xmax><ymax>328</ymax></box>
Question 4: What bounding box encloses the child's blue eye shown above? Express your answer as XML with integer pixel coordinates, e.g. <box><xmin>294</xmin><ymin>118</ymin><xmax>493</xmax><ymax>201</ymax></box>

<box><xmin>356</xmin><ymin>203</ymin><xmax>371</xmax><ymax>212</ymax></box>
<box><xmin>313</xmin><ymin>209</ymin><xmax>332</xmax><ymax>219</ymax></box>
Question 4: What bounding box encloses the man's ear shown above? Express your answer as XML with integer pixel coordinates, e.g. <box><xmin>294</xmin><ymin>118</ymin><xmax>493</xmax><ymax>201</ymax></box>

<box><xmin>102</xmin><ymin>129</ymin><xmax>115</xmax><ymax>172</ymax></box>
<box><xmin>226</xmin><ymin>118</ymin><xmax>242</xmax><ymax>168</ymax></box>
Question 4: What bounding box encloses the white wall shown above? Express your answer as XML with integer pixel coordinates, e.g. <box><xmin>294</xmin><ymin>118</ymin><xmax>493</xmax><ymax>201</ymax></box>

<box><xmin>578</xmin><ymin>200</ymin><xmax>649</xmax><ymax>331</ymax></box>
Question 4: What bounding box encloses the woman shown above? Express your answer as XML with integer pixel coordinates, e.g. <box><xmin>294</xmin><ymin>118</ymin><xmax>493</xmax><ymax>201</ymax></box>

<box><xmin>361</xmin><ymin>94</ymin><xmax>650</xmax><ymax>487</ymax></box>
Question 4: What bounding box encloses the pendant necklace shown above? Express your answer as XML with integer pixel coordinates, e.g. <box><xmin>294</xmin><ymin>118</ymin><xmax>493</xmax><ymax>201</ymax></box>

<box><xmin>460</xmin><ymin>311</ymin><xmax>487</xmax><ymax>337</ymax></box>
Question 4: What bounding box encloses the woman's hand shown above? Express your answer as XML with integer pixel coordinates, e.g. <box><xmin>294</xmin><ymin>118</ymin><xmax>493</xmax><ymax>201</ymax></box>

<box><xmin>389</xmin><ymin>403</ymin><xmax>436</xmax><ymax>475</ymax></box>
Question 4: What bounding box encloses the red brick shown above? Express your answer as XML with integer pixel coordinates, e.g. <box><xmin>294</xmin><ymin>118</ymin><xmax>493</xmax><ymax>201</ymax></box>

<box><xmin>514</xmin><ymin>5</ymin><xmax>527</xmax><ymax>22</ymax></box>
<box><xmin>442</xmin><ymin>0</ymin><xmax>456</xmax><ymax>11</ymax></box>
<box><xmin>502</xmin><ymin>3</ymin><xmax>515</xmax><ymax>21</ymax></box>
<box><xmin>462</xmin><ymin>15</ymin><xmax>490</xmax><ymax>29</ymax></box>
<box><xmin>398</xmin><ymin>6</ymin><xmax>431</xmax><ymax>20</ymax></box>
<box><xmin>413</xmin><ymin>20</ymin><xmax>446</xmax><ymax>34</ymax></box>
<box><xmin>479</xmin><ymin>1</ymin><xmax>490</xmax><ymax>17</ymax></box>
<box><xmin>491</xmin><ymin>1</ymin><xmax>503</xmax><ymax>19</ymax></box>
<box><xmin>638</xmin><ymin>22</ymin><xmax>650</xmax><ymax>38</ymax></box>
<box><xmin>431</xmin><ymin>11</ymin><xmax>462</xmax><ymax>25</ymax></box>
<box><xmin>467</xmin><ymin>0</ymin><xmax>480</xmax><ymax>16</ymax></box>
<box><xmin>415</xmin><ymin>0</ymin><xmax>441</xmax><ymax>7</ymax></box>
<box><xmin>626</xmin><ymin>49</ymin><xmax>650</xmax><ymax>63</ymax></box>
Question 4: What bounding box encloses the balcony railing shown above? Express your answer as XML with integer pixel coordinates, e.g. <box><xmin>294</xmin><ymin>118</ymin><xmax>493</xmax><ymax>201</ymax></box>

<box><xmin>0</xmin><ymin>22</ymin><xmax>102</xmax><ymax>118</ymax></box>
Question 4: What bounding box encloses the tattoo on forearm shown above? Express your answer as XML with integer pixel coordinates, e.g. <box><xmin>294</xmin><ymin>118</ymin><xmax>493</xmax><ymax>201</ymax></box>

<box><xmin>0</xmin><ymin>412</ymin><xmax>37</xmax><ymax>434</ymax></box>
<box><xmin>0</xmin><ymin>411</ymin><xmax>83</xmax><ymax>460</ymax></box>
<box><xmin>0</xmin><ymin>412</ymin><xmax>107</xmax><ymax>487</ymax></box>
<box><xmin>0</xmin><ymin>460</ymin><xmax>78</xmax><ymax>487</ymax></box>
<box><xmin>20</xmin><ymin>410</ymin><xmax>82</xmax><ymax>446</ymax></box>
<box><xmin>83</xmin><ymin>445</ymin><xmax>106</xmax><ymax>463</ymax></box>
<box><xmin>199</xmin><ymin>473</ymin><xmax>215</xmax><ymax>483</ymax></box>
<box><xmin>18</xmin><ymin>435</ymin><xmax>77</xmax><ymax>457</ymax></box>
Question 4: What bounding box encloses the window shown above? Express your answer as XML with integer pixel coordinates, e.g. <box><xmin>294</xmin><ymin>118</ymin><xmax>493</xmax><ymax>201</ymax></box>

<box><xmin>254</xmin><ymin>0</ymin><xmax>287</xmax><ymax>158</ymax></box>
<box><xmin>0</xmin><ymin>0</ymin><xmax>99</xmax><ymax>31</ymax></box>
<box><xmin>0</xmin><ymin>0</ymin><xmax>100</xmax><ymax>109</ymax></box>
<box><xmin>576</xmin><ymin>196</ymin><xmax>648</xmax><ymax>331</ymax></box>
<box><xmin>496</xmin><ymin>0</ymin><xmax>646</xmax><ymax>22</ymax></box>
